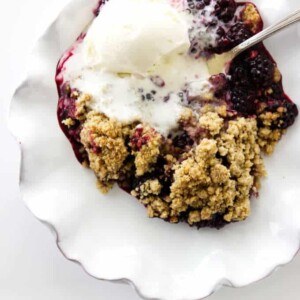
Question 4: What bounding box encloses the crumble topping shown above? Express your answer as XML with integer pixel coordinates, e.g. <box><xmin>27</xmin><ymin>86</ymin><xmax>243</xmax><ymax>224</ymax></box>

<box><xmin>273</xmin><ymin>67</ymin><xmax>282</xmax><ymax>83</ymax></box>
<box><xmin>199</xmin><ymin>112</ymin><xmax>224</xmax><ymax>135</ymax></box>
<box><xmin>130</xmin><ymin>126</ymin><xmax>163</xmax><ymax>176</ymax></box>
<box><xmin>62</xmin><ymin>118</ymin><xmax>75</xmax><ymax>128</ymax></box>
<box><xmin>257</xmin><ymin>110</ymin><xmax>286</xmax><ymax>154</ymax></box>
<box><xmin>131</xmin><ymin>179</ymin><xmax>162</xmax><ymax>199</ymax></box>
<box><xmin>242</xmin><ymin>3</ymin><xmax>261</xmax><ymax>32</ymax></box>
<box><xmin>75</xmin><ymin>103</ymin><xmax>267</xmax><ymax>225</ymax></box>
<box><xmin>163</xmin><ymin>116</ymin><xmax>265</xmax><ymax>224</ymax></box>
<box><xmin>80</xmin><ymin>111</ymin><xmax>129</xmax><ymax>182</ymax></box>
<box><xmin>75</xmin><ymin>93</ymin><xmax>92</xmax><ymax>121</ymax></box>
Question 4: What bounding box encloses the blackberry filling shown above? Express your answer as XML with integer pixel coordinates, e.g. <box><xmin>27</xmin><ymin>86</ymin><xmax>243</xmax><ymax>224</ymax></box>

<box><xmin>230</xmin><ymin>88</ymin><xmax>257</xmax><ymax>115</ymax></box>
<box><xmin>214</xmin><ymin>0</ymin><xmax>237</xmax><ymax>22</ymax></box>
<box><xmin>173</xmin><ymin>132</ymin><xmax>194</xmax><ymax>149</ymax></box>
<box><xmin>226</xmin><ymin>22</ymin><xmax>253</xmax><ymax>47</ymax></box>
<box><xmin>248</xmin><ymin>53</ymin><xmax>275</xmax><ymax>87</ymax></box>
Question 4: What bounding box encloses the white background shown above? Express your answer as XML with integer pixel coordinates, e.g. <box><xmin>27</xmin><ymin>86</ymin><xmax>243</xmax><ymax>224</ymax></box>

<box><xmin>1</xmin><ymin>0</ymin><xmax>300</xmax><ymax>299</ymax></box>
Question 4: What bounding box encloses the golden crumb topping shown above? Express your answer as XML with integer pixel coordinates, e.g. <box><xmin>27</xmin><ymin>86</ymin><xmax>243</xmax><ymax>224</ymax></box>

<box><xmin>130</xmin><ymin>127</ymin><xmax>163</xmax><ymax>176</ymax></box>
<box><xmin>131</xmin><ymin>179</ymin><xmax>162</xmax><ymax>199</ymax></box>
<box><xmin>139</xmin><ymin>113</ymin><xmax>266</xmax><ymax>225</ymax></box>
<box><xmin>242</xmin><ymin>4</ymin><xmax>262</xmax><ymax>32</ymax></box>
<box><xmin>62</xmin><ymin>118</ymin><xmax>75</xmax><ymax>128</ymax></box>
<box><xmin>257</xmin><ymin>109</ymin><xmax>286</xmax><ymax>154</ymax></box>
<box><xmin>273</xmin><ymin>67</ymin><xmax>282</xmax><ymax>83</ymax></box>
<box><xmin>80</xmin><ymin>111</ymin><xmax>129</xmax><ymax>183</ymax></box>
<box><xmin>199</xmin><ymin>112</ymin><xmax>224</xmax><ymax>135</ymax></box>
<box><xmin>75</xmin><ymin>93</ymin><xmax>92</xmax><ymax>121</ymax></box>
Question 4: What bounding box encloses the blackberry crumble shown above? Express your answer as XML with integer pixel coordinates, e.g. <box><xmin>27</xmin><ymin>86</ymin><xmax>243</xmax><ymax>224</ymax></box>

<box><xmin>56</xmin><ymin>0</ymin><xmax>298</xmax><ymax>229</ymax></box>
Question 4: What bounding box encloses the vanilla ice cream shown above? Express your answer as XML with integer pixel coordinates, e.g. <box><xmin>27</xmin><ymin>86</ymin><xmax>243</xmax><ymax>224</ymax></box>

<box><xmin>84</xmin><ymin>0</ymin><xmax>190</xmax><ymax>75</ymax></box>
<box><xmin>63</xmin><ymin>0</ymin><xmax>211</xmax><ymax>135</ymax></box>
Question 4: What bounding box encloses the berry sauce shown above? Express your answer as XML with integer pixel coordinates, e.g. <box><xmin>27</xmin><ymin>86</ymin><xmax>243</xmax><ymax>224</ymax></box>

<box><xmin>56</xmin><ymin>35</ymin><xmax>87</xmax><ymax>163</ymax></box>
<box><xmin>228</xmin><ymin>44</ymin><xmax>298</xmax><ymax>123</ymax></box>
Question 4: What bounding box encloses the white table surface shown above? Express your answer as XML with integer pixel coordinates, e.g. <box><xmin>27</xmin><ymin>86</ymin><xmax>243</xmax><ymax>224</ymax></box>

<box><xmin>1</xmin><ymin>0</ymin><xmax>299</xmax><ymax>299</ymax></box>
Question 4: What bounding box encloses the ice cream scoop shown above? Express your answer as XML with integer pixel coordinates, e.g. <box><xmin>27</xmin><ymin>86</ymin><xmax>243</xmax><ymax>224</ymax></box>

<box><xmin>83</xmin><ymin>0</ymin><xmax>190</xmax><ymax>76</ymax></box>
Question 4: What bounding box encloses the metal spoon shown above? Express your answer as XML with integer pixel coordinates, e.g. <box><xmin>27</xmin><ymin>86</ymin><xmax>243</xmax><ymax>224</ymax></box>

<box><xmin>207</xmin><ymin>8</ymin><xmax>300</xmax><ymax>75</ymax></box>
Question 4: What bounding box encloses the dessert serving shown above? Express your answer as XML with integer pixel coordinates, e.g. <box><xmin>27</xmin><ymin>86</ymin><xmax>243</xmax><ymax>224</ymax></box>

<box><xmin>56</xmin><ymin>0</ymin><xmax>298</xmax><ymax>229</ymax></box>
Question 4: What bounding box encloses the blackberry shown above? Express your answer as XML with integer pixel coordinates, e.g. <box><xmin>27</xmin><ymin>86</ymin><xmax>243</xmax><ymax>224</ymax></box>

<box><xmin>248</xmin><ymin>54</ymin><xmax>275</xmax><ymax>87</ymax></box>
<box><xmin>230</xmin><ymin>66</ymin><xmax>250</xmax><ymax>87</ymax></box>
<box><xmin>279</xmin><ymin>101</ymin><xmax>298</xmax><ymax>129</ymax></box>
<box><xmin>214</xmin><ymin>0</ymin><xmax>236</xmax><ymax>22</ymax></box>
<box><xmin>226</xmin><ymin>23</ymin><xmax>252</xmax><ymax>47</ymax></box>
<box><xmin>215</xmin><ymin>27</ymin><xmax>232</xmax><ymax>53</ymax></box>
<box><xmin>231</xmin><ymin>88</ymin><xmax>256</xmax><ymax>115</ymax></box>
<box><xmin>173</xmin><ymin>132</ymin><xmax>194</xmax><ymax>148</ymax></box>
<box><xmin>216</xmin><ymin>23</ymin><xmax>252</xmax><ymax>53</ymax></box>
<box><xmin>228</xmin><ymin>52</ymin><xmax>250</xmax><ymax>87</ymax></box>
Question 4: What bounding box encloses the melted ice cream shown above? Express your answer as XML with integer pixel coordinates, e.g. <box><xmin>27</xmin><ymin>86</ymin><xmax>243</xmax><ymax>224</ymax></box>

<box><xmin>63</xmin><ymin>0</ymin><xmax>215</xmax><ymax>135</ymax></box>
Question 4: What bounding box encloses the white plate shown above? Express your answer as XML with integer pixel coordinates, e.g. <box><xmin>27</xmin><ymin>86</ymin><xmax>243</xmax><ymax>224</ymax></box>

<box><xmin>9</xmin><ymin>0</ymin><xmax>300</xmax><ymax>299</ymax></box>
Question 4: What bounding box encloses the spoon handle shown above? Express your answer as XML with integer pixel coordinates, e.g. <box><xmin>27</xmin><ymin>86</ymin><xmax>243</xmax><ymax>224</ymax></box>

<box><xmin>232</xmin><ymin>8</ymin><xmax>300</xmax><ymax>56</ymax></box>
